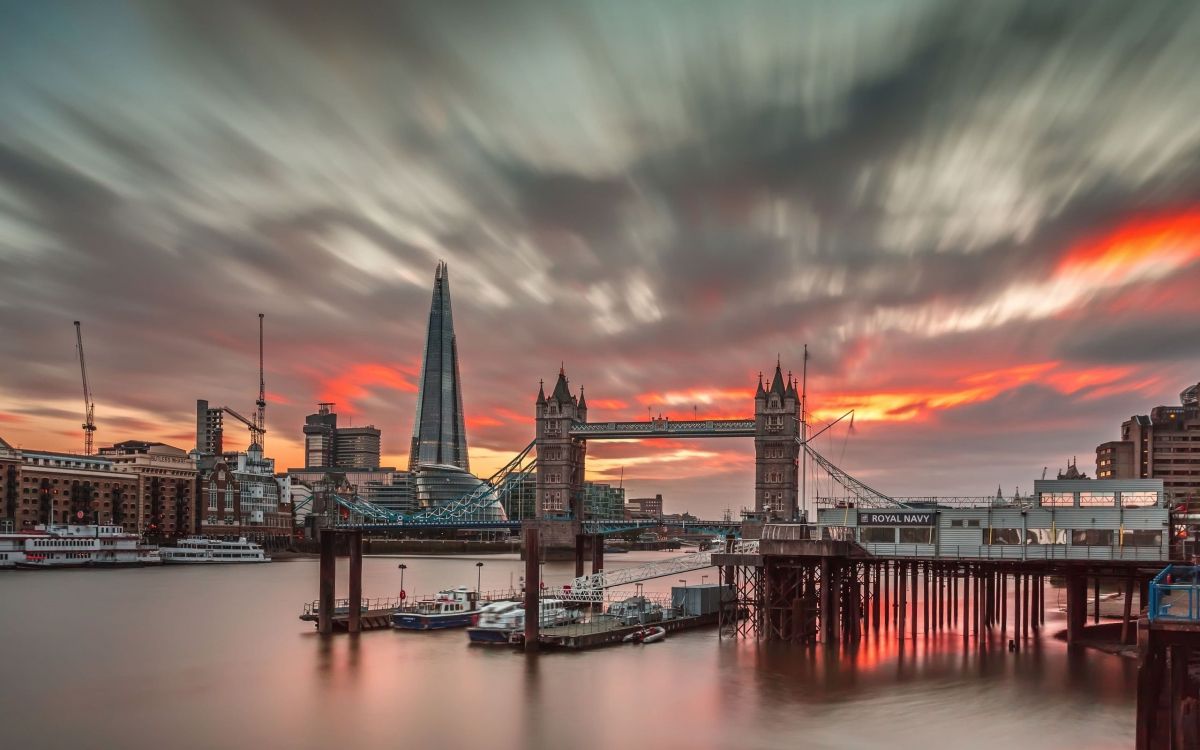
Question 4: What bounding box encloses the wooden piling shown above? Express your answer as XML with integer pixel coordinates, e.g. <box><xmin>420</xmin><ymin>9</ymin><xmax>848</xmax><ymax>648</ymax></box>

<box><xmin>348</xmin><ymin>531</ymin><xmax>363</xmax><ymax>634</ymax></box>
<box><xmin>524</xmin><ymin>525</ymin><xmax>540</xmax><ymax>653</ymax></box>
<box><xmin>1121</xmin><ymin>574</ymin><xmax>1135</xmax><ymax>645</ymax></box>
<box><xmin>318</xmin><ymin>530</ymin><xmax>335</xmax><ymax>636</ymax></box>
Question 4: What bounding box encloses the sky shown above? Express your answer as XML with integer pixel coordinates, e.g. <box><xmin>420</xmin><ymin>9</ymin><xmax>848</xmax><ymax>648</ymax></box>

<box><xmin>1</xmin><ymin>1</ymin><xmax>1199</xmax><ymax>518</ymax></box>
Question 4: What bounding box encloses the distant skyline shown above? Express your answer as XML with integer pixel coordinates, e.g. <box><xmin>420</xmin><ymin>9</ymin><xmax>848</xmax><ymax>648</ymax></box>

<box><xmin>2</xmin><ymin>2</ymin><xmax>1200</xmax><ymax>517</ymax></box>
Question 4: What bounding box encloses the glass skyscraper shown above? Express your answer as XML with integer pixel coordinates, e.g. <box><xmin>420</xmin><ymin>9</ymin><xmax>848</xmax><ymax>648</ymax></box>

<box><xmin>409</xmin><ymin>261</ymin><xmax>470</xmax><ymax>472</ymax></box>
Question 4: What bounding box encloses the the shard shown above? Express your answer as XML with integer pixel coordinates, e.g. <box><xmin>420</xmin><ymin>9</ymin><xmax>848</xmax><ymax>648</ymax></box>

<box><xmin>409</xmin><ymin>261</ymin><xmax>470</xmax><ymax>472</ymax></box>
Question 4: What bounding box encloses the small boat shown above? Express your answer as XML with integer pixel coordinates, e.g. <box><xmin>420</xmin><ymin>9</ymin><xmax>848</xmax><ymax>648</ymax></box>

<box><xmin>623</xmin><ymin>625</ymin><xmax>666</xmax><ymax>644</ymax></box>
<box><xmin>607</xmin><ymin>596</ymin><xmax>664</xmax><ymax>626</ymax></box>
<box><xmin>467</xmin><ymin>600</ymin><xmax>523</xmax><ymax>644</ymax></box>
<box><xmin>159</xmin><ymin>537</ymin><xmax>270</xmax><ymax>564</ymax></box>
<box><xmin>465</xmin><ymin>598</ymin><xmax>582</xmax><ymax>644</ymax></box>
<box><xmin>393</xmin><ymin>587</ymin><xmax>481</xmax><ymax>630</ymax></box>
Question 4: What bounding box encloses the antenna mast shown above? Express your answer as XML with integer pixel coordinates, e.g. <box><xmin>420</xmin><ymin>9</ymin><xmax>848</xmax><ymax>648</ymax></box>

<box><xmin>255</xmin><ymin>313</ymin><xmax>266</xmax><ymax>451</ymax></box>
<box><xmin>800</xmin><ymin>344</ymin><xmax>808</xmax><ymax>521</ymax></box>
<box><xmin>74</xmin><ymin>321</ymin><xmax>96</xmax><ymax>455</ymax></box>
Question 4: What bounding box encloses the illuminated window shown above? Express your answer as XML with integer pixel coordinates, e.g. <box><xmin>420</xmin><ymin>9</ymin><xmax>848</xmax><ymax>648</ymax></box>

<box><xmin>1039</xmin><ymin>492</ymin><xmax>1074</xmax><ymax>507</ymax></box>
<box><xmin>1079</xmin><ymin>492</ymin><xmax>1115</xmax><ymax>507</ymax></box>
<box><xmin>1120</xmin><ymin>491</ymin><xmax>1157</xmax><ymax>507</ymax></box>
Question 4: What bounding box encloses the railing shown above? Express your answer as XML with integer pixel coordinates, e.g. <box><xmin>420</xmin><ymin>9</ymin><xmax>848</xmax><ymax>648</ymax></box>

<box><xmin>857</xmin><ymin>542</ymin><xmax>1170</xmax><ymax>562</ymax></box>
<box><xmin>1148</xmin><ymin>565</ymin><xmax>1200</xmax><ymax>622</ymax></box>
<box><xmin>816</xmin><ymin>496</ymin><xmax>1035</xmax><ymax>509</ymax></box>
<box><xmin>302</xmin><ymin>596</ymin><xmax>408</xmax><ymax>616</ymax></box>
<box><xmin>569</xmin><ymin>419</ymin><xmax>756</xmax><ymax>438</ymax></box>
<box><xmin>564</xmin><ymin>540</ymin><xmax>759</xmax><ymax>601</ymax></box>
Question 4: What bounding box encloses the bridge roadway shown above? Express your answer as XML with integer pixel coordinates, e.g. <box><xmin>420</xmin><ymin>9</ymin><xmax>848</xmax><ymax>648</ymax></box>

<box><xmin>569</xmin><ymin>418</ymin><xmax>755</xmax><ymax>439</ymax></box>
<box><xmin>333</xmin><ymin>518</ymin><xmax>745</xmax><ymax>536</ymax></box>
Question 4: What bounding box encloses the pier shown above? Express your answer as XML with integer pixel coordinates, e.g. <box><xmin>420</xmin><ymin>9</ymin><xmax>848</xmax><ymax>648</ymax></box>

<box><xmin>1137</xmin><ymin>566</ymin><xmax>1200</xmax><ymax>749</ymax></box>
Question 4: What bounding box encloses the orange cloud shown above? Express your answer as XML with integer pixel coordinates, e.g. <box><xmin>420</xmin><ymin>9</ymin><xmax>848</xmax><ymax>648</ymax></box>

<box><xmin>1056</xmin><ymin>209</ymin><xmax>1200</xmax><ymax>279</ymax></box>
<box><xmin>810</xmin><ymin>362</ymin><xmax>1149</xmax><ymax>424</ymax></box>
<box><xmin>319</xmin><ymin>362</ymin><xmax>417</xmax><ymax>414</ymax></box>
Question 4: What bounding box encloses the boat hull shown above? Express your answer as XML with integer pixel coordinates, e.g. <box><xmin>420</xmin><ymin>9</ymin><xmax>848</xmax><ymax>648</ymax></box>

<box><xmin>160</xmin><ymin>558</ymin><xmax>271</xmax><ymax>564</ymax></box>
<box><xmin>467</xmin><ymin>627</ymin><xmax>515</xmax><ymax>644</ymax></box>
<box><xmin>392</xmin><ymin>612</ymin><xmax>477</xmax><ymax>630</ymax></box>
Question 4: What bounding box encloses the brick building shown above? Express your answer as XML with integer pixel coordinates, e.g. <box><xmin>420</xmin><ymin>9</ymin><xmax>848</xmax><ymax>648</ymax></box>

<box><xmin>1</xmin><ymin>437</ymin><xmax>22</xmax><ymax>530</ymax></box>
<box><xmin>198</xmin><ymin>446</ymin><xmax>292</xmax><ymax>544</ymax></box>
<box><xmin>10</xmin><ymin>448</ymin><xmax>140</xmax><ymax>530</ymax></box>
<box><xmin>1095</xmin><ymin>380</ymin><xmax>1200</xmax><ymax>504</ymax></box>
<box><xmin>99</xmin><ymin>440</ymin><xmax>198</xmax><ymax>537</ymax></box>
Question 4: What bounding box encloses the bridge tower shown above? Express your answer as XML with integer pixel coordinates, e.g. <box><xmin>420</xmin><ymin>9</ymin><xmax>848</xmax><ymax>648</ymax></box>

<box><xmin>754</xmin><ymin>361</ymin><xmax>800</xmax><ymax>520</ymax></box>
<box><xmin>535</xmin><ymin>368</ymin><xmax>587</xmax><ymax>519</ymax></box>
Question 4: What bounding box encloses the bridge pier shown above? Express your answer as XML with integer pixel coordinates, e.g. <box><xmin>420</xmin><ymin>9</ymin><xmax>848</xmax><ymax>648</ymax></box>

<box><xmin>591</xmin><ymin>533</ymin><xmax>604</xmax><ymax>575</ymax></box>
<box><xmin>574</xmin><ymin>533</ymin><xmax>586</xmax><ymax>578</ymax></box>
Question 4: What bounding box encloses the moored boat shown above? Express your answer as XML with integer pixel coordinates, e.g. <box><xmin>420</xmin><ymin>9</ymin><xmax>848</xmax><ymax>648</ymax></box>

<box><xmin>158</xmin><ymin>537</ymin><xmax>270</xmax><ymax>564</ymax></box>
<box><xmin>0</xmin><ymin>524</ymin><xmax>152</xmax><ymax>569</ymax></box>
<box><xmin>466</xmin><ymin>597</ymin><xmax>583</xmax><ymax>644</ymax></box>
<box><xmin>393</xmin><ymin>587</ymin><xmax>481</xmax><ymax>630</ymax></box>
<box><xmin>623</xmin><ymin>625</ymin><xmax>667</xmax><ymax>644</ymax></box>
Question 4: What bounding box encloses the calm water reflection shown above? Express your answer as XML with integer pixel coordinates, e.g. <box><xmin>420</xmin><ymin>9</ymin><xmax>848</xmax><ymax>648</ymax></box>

<box><xmin>0</xmin><ymin>553</ymin><xmax>1134</xmax><ymax>749</ymax></box>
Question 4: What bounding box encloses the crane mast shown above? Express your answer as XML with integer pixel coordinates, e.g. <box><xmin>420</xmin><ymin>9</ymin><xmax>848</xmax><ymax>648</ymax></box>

<box><xmin>255</xmin><ymin>313</ymin><xmax>265</xmax><ymax>450</ymax></box>
<box><xmin>73</xmin><ymin>321</ymin><xmax>96</xmax><ymax>455</ymax></box>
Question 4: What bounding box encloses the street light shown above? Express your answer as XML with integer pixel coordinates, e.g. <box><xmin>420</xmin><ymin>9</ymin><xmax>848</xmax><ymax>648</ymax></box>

<box><xmin>476</xmin><ymin>561</ymin><xmax>484</xmax><ymax>594</ymax></box>
<box><xmin>398</xmin><ymin>563</ymin><xmax>407</xmax><ymax>598</ymax></box>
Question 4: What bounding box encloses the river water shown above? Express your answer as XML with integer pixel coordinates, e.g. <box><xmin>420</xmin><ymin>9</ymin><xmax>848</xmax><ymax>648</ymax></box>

<box><xmin>0</xmin><ymin>553</ymin><xmax>1135</xmax><ymax>749</ymax></box>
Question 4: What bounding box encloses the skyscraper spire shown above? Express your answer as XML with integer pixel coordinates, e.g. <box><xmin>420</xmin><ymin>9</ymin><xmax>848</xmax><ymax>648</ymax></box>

<box><xmin>409</xmin><ymin>262</ymin><xmax>470</xmax><ymax>471</ymax></box>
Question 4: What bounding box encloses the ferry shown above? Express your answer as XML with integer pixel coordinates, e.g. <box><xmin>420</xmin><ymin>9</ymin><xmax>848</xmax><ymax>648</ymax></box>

<box><xmin>466</xmin><ymin>598</ymin><xmax>583</xmax><ymax>644</ymax></box>
<box><xmin>0</xmin><ymin>524</ymin><xmax>156</xmax><ymax>569</ymax></box>
<box><xmin>158</xmin><ymin>537</ymin><xmax>271</xmax><ymax>564</ymax></box>
<box><xmin>392</xmin><ymin>587</ymin><xmax>481</xmax><ymax>630</ymax></box>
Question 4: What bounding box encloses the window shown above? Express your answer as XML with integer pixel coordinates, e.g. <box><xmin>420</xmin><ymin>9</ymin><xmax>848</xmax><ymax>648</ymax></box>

<box><xmin>1079</xmin><ymin>492</ymin><xmax>1115</xmax><ymax>507</ymax></box>
<box><xmin>1071</xmin><ymin>529</ymin><xmax>1114</xmax><ymax>546</ymax></box>
<box><xmin>208</xmin><ymin>488</ymin><xmax>217</xmax><ymax>512</ymax></box>
<box><xmin>984</xmin><ymin>528</ymin><xmax>1024</xmax><ymax>545</ymax></box>
<box><xmin>1120</xmin><ymin>491</ymin><xmax>1157</xmax><ymax>507</ymax></box>
<box><xmin>1039</xmin><ymin>492</ymin><xmax>1074</xmax><ymax>507</ymax></box>
<box><xmin>1026</xmin><ymin>528</ymin><xmax>1066</xmax><ymax>545</ymax></box>
<box><xmin>224</xmin><ymin>488</ymin><xmax>234</xmax><ymax>511</ymax></box>
<box><xmin>1121</xmin><ymin>530</ymin><xmax>1162</xmax><ymax>548</ymax></box>
<box><xmin>860</xmin><ymin>527</ymin><xmax>895</xmax><ymax>543</ymax></box>
<box><xmin>899</xmin><ymin>527</ymin><xmax>936</xmax><ymax>544</ymax></box>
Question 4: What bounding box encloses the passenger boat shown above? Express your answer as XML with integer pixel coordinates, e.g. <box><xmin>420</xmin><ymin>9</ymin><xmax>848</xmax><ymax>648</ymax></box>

<box><xmin>393</xmin><ymin>587</ymin><xmax>481</xmax><ymax>630</ymax></box>
<box><xmin>0</xmin><ymin>524</ymin><xmax>155</xmax><ymax>569</ymax></box>
<box><xmin>623</xmin><ymin>625</ymin><xmax>666</xmax><ymax>644</ymax></box>
<box><xmin>466</xmin><ymin>597</ymin><xmax>583</xmax><ymax>644</ymax></box>
<box><xmin>158</xmin><ymin>537</ymin><xmax>271</xmax><ymax>564</ymax></box>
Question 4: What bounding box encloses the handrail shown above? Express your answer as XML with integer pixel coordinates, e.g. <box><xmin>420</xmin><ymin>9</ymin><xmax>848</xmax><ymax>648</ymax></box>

<box><xmin>1149</xmin><ymin>565</ymin><xmax>1200</xmax><ymax>622</ymax></box>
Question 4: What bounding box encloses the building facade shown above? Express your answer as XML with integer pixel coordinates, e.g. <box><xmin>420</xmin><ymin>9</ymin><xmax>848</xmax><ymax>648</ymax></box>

<box><xmin>10</xmin><ymin>449</ymin><xmax>140</xmax><ymax>530</ymax></box>
<box><xmin>0</xmin><ymin>437</ymin><xmax>20</xmax><ymax>531</ymax></box>
<box><xmin>409</xmin><ymin>261</ymin><xmax>470</xmax><ymax>472</ymax></box>
<box><xmin>1094</xmin><ymin>380</ymin><xmax>1200</xmax><ymax>504</ymax></box>
<box><xmin>627</xmin><ymin>494</ymin><xmax>664</xmax><ymax>519</ymax></box>
<box><xmin>583</xmin><ymin>481</ymin><xmax>625</xmax><ymax>520</ymax></box>
<box><xmin>534</xmin><ymin>369</ymin><xmax>587</xmax><ymax>517</ymax></box>
<box><xmin>302</xmin><ymin>403</ymin><xmax>382</xmax><ymax>470</ymax></box>
<box><xmin>198</xmin><ymin>447</ymin><xmax>291</xmax><ymax>544</ymax></box>
<box><xmin>754</xmin><ymin>364</ymin><xmax>801</xmax><ymax>521</ymax></box>
<box><xmin>99</xmin><ymin>440</ymin><xmax>198</xmax><ymax>537</ymax></box>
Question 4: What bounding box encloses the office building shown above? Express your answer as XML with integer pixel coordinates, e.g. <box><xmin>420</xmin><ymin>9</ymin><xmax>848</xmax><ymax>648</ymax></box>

<box><xmin>1095</xmin><ymin>380</ymin><xmax>1200</xmax><ymax>504</ymax></box>
<box><xmin>302</xmin><ymin>403</ymin><xmax>382</xmax><ymax>470</ymax></box>
<box><xmin>410</xmin><ymin>261</ymin><xmax>470</xmax><ymax>472</ymax></box>
<box><xmin>627</xmin><ymin>494</ymin><xmax>664</xmax><ymax>519</ymax></box>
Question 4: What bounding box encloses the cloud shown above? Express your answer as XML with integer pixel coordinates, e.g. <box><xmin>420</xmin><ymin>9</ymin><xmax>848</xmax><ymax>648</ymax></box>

<box><xmin>1</xmin><ymin>1</ymin><xmax>1199</xmax><ymax>517</ymax></box>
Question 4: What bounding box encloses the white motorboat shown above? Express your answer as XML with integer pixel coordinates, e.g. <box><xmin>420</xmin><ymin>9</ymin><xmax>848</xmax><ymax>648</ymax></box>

<box><xmin>466</xmin><ymin>598</ymin><xmax>581</xmax><ymax>644</ymax></box>
<box><xmin>158</xmin><ymin>537</ymin><xmax>271</xmax><ymax>564</ymax></box>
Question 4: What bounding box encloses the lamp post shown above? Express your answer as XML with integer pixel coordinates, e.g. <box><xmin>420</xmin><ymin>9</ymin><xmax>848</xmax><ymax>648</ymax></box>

<box><xmin>476</xmin><ymin>561</ymin><xmax>484</xmax><ymax>595</ymax></box>
<box><xmin>398</xmin><ymin>563</ymin><xmax>407</xmax><ymax>598</ymax></box>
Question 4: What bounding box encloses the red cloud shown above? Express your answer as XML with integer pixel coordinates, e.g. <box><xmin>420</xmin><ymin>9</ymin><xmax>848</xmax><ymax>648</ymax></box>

<box><xmin>319</xmin><ymin>362</ymin><xmax>417</xmax><ymax>415</ymax></box>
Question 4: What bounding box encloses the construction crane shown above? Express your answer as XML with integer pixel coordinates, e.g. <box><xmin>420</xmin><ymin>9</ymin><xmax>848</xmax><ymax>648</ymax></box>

<box><xmin>255</xmin><ymin>313</ymin><xmax>265</xmax><ymax>450</ymax></box>
<box><xmin>73</xmin><ymin>321</ymin><xmax>96</xmax><ymax>455</ymax></box>
<box><xmin>219</xmin><ymin>405</ymin><xmax>264</xmax><ymax>448</ymax></box>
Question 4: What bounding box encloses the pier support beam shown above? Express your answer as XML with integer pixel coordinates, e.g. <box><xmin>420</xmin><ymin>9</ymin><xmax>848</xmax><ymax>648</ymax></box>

<box><xmin>591</xmin><ymin>534</ymin><xmax>604</xmax><ymax>575</ymax></box>
<box><xmin>318</xmin><ymin>530</ymin><xmax>335</xmax><ymax>636</ymax></box>
<box><xmin>574</xmin><ymin>534</ymin><xmax>586</xmax><ymax>579</ymax></box>
<box><xmin>524</xmin><ymin>524</ymin><xmax>540</xmax><ymax>653</ymax></box>
<box><xmin>1066</xmin><ymin>572</ymin><xmax>1087</xmax><ymax>644</ymax></box>
<box><xmin>348</xmin><ymin>531</ymin><xmax>363</xmax><ymax>634</ymax></box>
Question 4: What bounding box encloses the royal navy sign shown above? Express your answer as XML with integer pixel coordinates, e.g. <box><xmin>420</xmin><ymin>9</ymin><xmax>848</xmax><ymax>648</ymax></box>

<box><xmin>858</xmin><ymin>510</ymin><xmax>935</xmax><ymax>526</ymax></box>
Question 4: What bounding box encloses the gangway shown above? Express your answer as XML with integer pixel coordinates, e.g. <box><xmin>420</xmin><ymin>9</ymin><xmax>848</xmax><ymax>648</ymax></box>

<box><xmin>562</xmin><ymin>540</ymin><xmax>759</xmax><ymax>603</ymax></box>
